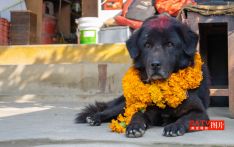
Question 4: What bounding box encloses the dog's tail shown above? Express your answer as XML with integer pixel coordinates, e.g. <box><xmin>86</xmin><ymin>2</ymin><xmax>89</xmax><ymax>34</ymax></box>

<box><xmin>75</xmin><ymin>101</ymin><xmax>108</xmax><ymax>123</ymax></box>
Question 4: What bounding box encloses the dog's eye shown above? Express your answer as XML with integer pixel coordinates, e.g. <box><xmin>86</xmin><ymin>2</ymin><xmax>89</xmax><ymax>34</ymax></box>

<box><xmin>165</xmin><ymin>42</ymin><xmax>174</xmax><ymax>48</ymax></box>
<box><xmin>144</xmin><ymin>42</ymin><xmax>152</xmax><ymax>49</ymax></box>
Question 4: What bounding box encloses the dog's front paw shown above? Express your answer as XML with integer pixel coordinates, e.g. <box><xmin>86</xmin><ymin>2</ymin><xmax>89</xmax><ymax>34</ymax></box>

<box><xmin>163</xmin><ymin>122</ymin><xmax>186</xmax><ymax>137</ymax></box>
<box><xmin>86</xmin><ymin>114</ymin><xmax>101</xmax><ymax>126</ymax></box>
<box><xmin>126</xmin><ymin>122</ymin><xmax>147</xmax><ymax>138</ymax></box>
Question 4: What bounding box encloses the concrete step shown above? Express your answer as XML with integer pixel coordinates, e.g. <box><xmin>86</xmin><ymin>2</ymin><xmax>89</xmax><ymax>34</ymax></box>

<box><xmin>0</xmin><ymin>96</ymin><xmax>233</xmax><ymax>147</ymax></box>
<box><xmin>0</xmin><ymin>63</ymin><xmax>129</xmax><ymax>97</ymax></box>
<box><xmin>0</xmin><ymin>44</ymin><xmax>130</xmax><ymax>98</ymax></box>
<box><xmin>1</xmin><ymin>44</ymin><xmax>234</xmax><ymax>147</ymax></box>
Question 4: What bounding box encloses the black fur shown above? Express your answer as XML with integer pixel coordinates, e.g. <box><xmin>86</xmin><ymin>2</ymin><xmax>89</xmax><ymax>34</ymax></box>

<box><xmin>75</xmin><ymin>14</ymin><xmax>210</xmax><ymax>138</ymax></box>
<box><xmin>75</xmin><ymin>101</ymin><xmax>108</xmax><ymax>123</ymax></box>
<box><xmin>76</xmin><ymin>96</ymin><xmax>125</xmax><ymax>126</ymax></box>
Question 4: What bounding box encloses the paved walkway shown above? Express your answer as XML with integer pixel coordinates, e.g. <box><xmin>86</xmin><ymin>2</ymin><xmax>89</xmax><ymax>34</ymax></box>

<box><xmin>0</xmin><ymin>96</ymin><xmax>233</xmax><ymax>147</ymax></box>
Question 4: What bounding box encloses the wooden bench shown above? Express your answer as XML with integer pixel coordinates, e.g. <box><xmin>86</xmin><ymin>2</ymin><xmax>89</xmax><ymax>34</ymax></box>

<box><xmin>210</xmin><ymin>88</ymin><xmax>229</xmax><ymax>97</ymax></box>
<box><xmin>187</xmin><ymin>12</ymin><xmax>234</xmax><ymax>117</ymax></box>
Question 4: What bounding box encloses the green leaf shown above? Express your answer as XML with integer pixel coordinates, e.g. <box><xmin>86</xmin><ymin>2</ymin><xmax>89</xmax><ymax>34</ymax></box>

<box><xmin>119</xmin><ymin>122</ymin><xmax>127</xmax><ymax>128</ymax></box>
<box><xmin>139</xmin><ymin>108</ymin><xmax>146</xmax><ymax>113</ymax></box>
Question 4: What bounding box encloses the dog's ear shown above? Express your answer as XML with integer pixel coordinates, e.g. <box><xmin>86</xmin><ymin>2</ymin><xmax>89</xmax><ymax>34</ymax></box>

<box><xmin>126</xmin><ymin>29</ymin><xmax>141</xmax><ymax>59</ymax></box>
<box><xmin>183</xmin><ymin>28</ymin><xmax>199</xmax><ymax>56</ymax></box>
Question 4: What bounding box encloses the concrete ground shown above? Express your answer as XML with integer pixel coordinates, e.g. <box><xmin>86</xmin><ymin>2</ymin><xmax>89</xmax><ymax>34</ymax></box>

<box><xmin>0</xmin><ymin>96</ymin><xmax>234</xmax><ymax>147</ymax></box>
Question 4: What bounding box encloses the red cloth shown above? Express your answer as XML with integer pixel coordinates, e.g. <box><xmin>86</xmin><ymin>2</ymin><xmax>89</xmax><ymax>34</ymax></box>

<box><xmin>114</xmin><ymin>0</ymin><xmax>143</xmax><ymax>29</ymax></box>
<box><xmin>156</xmin><ymin>0</ymin><xmax>196</xmax><ymax>16</ymax></box>
<box><xmin>115</xmin><ymin>16</ymin><xmax>143</xmax><ymax>29</ymax></box>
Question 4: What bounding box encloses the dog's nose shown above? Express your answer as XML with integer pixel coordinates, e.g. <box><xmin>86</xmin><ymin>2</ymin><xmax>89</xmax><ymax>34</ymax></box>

<box><xmin>151</xmin><ymin>61</ymin><xmax>161</xmax><ymax>69</ymax></box>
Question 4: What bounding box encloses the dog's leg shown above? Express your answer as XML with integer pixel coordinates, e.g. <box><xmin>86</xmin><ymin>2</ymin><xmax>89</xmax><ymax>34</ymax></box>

<box><xmin>86</xmin><ymin>100</ymin><xmax>125</xmax><ymax>126</ymax></box>
<box><xmin>126</xmin><ymin>106</ymin><xmax>163</xmax><ymax>138</ymax></box>
<box><xmin>163</xmin><ymin>93</ymin><xmax>209</xmax><ymax>137</ymax></box>
<box><xmin>126</xmin><ymin>112</ymin><xmax>148</xmax><ymax>138</ymax></box>
<box><xmin>75</xmin><ymin>96</ymin><xmax>125</xmax><ymax>125</ymax></box>
<box><xmin>76</xmin><ymin>95</ymin><xmax>125</xmax><ymax>126</ymax></box>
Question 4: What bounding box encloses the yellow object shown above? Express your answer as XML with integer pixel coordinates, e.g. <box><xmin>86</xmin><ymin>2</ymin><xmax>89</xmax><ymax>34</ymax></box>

<box><xmin>109</xmin><ymin>52</ymin><xmax>203</xmax><ymax>133</ymax></box>
<box><xmin>0</xmin><ymin>44</ymin><xmax>130</xmax><ymax>65</ymax></box>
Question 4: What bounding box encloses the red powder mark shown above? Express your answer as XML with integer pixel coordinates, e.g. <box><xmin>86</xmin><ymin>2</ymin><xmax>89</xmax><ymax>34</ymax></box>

<box><xmin>146</xmin><ymin>15</ymin><xmax>171</xmax><ymax>29</ymax></box>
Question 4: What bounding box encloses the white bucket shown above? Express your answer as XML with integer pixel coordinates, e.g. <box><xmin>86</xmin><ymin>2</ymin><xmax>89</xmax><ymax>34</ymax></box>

<box><xmin>75</xmin><ymin>17</ymin><xmax>103</xmax><ymax>44</ymax></box>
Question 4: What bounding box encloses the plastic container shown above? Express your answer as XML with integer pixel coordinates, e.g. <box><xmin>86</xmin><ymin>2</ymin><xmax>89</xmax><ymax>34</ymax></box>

<box><xmin>0</xmin><ymin>18</ymin><xmax>9</xmax><ymax>45</ymax></box>
<box><xmin>75</xmin><ymin>17</ymin><xmax>103</xmax><ymax>44</ymax></box>
<box><xmin>99</xmin><ymin>26</ymin><xmax>131</xmax><ymax>43</ymax></box>
<box><xmin>41</xmin><ymin>15</ymin><xmax>56</xmax><ymax>44</ymax></box>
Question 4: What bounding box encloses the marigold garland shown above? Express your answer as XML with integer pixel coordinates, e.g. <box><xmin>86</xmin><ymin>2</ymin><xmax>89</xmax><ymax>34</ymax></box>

<box><xmin>109</xmin><ymin>52</ymin><xmax>203</xmax><ymax>133</ymax></box>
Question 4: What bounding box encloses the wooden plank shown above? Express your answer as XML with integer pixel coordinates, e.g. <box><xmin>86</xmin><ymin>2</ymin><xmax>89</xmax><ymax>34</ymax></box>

<box><xmin>187</xmin><ymin>12</ymin><xmax>234</xmax><ymax>33</ymax></box>
<box><xmin>56</xmin><ymin>2</ymin><xmax>71</xmax><ymax>37</ymax></box>
<box><xmin>98</xmin><ymin>64</ymin><xmax>107</xmax><ymax>93</ymax></box>
<box><xmin>82</xmin><ymin>0</ymin><xmax>98</xmax><ymax>17</ymax></box>
<box><xmin>210</xmin><ymin>88</ymin><xmax>229</xmax><ymax>96</ymax></box>
<box><xmin>25</xmin><ymin>0</ymin><xmax>43</xmax><ymax>44</ymax></box>
<box><xmin>228</xmin><ymin>31</ymin><xmax>234</xmax><ymax>117</ymax></box>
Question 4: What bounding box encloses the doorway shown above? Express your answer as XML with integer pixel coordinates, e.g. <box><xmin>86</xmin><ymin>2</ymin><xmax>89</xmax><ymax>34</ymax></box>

<box><xmin>199</xmin><ymin>22</ymin><xmax>228</xmax><ymax>106</ymax></box>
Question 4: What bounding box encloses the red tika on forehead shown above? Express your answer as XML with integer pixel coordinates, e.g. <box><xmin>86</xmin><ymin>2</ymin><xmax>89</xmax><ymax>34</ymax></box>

<box><xmin>146</xmin><ymin>16</ymin><xmax>171</xmax><ymax>29</ymax></box>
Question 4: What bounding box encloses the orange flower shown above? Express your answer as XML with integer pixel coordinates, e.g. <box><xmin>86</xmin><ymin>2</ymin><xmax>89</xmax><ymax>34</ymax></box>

<box><xmin>109</xmin><ymin>52</ymin><xmax>203</xmax><ymax>133</ymax></box>
<box><xmin>109</xmin><ymin>119</ymin><xmax>126</xmax><ymax>133</ymax></box>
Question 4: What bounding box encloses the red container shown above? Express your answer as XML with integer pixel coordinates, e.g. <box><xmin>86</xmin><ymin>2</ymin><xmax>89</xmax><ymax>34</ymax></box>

<box><xmin>0</xmin><ymin>18</ymin><xmax>9</xmax><ymax>45</ymax></box>
<box><xmin>41</xmin><ymin>15</ymin><xmax>56</xmax><ymax>44</ymax></box>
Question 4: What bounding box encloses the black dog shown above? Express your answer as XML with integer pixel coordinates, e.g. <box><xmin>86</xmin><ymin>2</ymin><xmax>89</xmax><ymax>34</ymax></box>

<box><xmin>75</xmin><ymin>14</ymin><xmax>210</xmax><ymax>137</ymax></box>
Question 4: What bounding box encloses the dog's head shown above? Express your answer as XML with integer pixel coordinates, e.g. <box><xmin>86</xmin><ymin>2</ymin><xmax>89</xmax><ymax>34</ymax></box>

<box><xmin>126</xmin><ymin>14</ymin><xmax>198</xmax><ymax>82</ymax></box>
